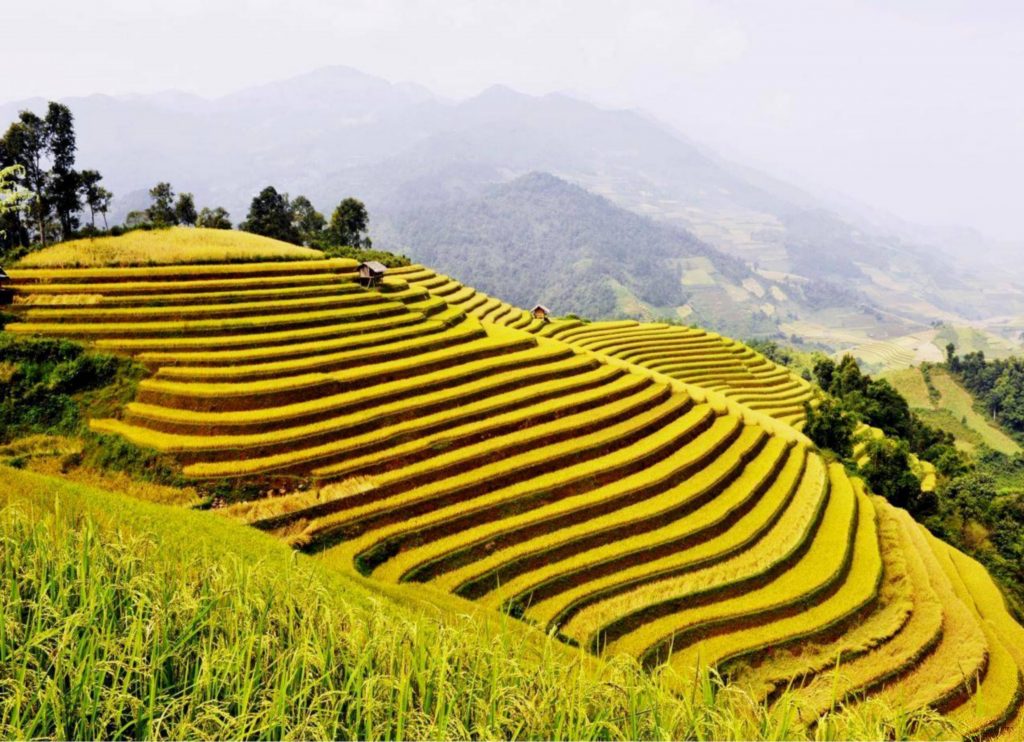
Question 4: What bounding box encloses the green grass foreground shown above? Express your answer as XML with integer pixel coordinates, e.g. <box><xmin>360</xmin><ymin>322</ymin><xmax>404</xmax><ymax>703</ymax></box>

<box><xmin>0</xmin><ymin>465</ymin><xmax>950</xmax><ymax>740</ymax></box>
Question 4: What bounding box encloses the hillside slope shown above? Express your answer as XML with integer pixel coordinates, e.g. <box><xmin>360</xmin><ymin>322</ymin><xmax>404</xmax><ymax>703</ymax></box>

<box><xmin>0</xmin><ymin>464</ymin><xmax>738</xmax><ymax>740</ymax></box>
<box><xmin>2</xmin><ymin>244</ymin><xmax>1023</xmax><ymax>738</ymax></box>
<box><xmin>884</xmin><ymin>366</ymin><xmax>1021</xmax><ymax>456</ymax></box>
<box><xmin>376</xmin><ymin>172</ymin><xmax>850</xmax><ymax>339</ymax></box>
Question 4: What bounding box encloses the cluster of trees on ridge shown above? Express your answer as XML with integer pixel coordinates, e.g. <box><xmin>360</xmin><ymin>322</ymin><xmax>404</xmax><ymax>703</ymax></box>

<box><xmin>1</xmin><ymin>102</ymin><xmax>394</xmax><ymax>264</ymax></box>
<box><xmin>0</xmin><ymin>102</ymin><xmax>112</xmax><ymax>251</ymax></box>
<box><xmin>804</xmin><ymin>354</ymin><xmax>963</xmax><ymax>511</ymax></box>
<box><xmin>238</xmin><ymin>186</ymin><xmax>372</xmax><ymax>251</ymax></box>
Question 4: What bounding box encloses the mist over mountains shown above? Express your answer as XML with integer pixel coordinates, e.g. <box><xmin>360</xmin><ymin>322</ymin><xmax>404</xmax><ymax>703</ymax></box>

<box><xmin>3</xmin><ymin>65</ymin><xmax>1021</xmax><ymax>347</ymax></box>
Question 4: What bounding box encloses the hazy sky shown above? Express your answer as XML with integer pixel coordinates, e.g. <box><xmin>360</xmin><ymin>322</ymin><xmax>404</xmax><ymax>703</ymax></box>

<box><xmin>5</xmin><ymin>0</ymin><xmax>1024</xmax><ymax>241</ymax></box>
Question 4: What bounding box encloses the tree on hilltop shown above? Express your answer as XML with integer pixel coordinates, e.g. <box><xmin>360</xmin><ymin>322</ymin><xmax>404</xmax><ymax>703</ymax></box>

<box><xmin>146</xmin><ymin>182</ymin><xmax>177</xmax><ymax>227</ymax></box>
<box><xmin>0</xmin><ymin>164</ymin><xmax>35</xmax><ymax>246</ymax></box>
<box><xmin>1</xmin><ymin>111</ymin><xmax>50</xmax><ymax>245</ymax></box>
<box><xmin>196</xmin><ymin>206</ymin><xmax>232</xmax><ymax>230</ymax></box>
<box><xmin>327</xmin><ymin>197</ymin><xmax>371</xmax><ymax>248</ymax></box>
<box><xmin>174</xmin><ymin>192</ymin><xmax>197</xmax><ymax>226</ymax></box>
<box><xmin>290</xmin><ymin>195</ymin><xmax>326</xmax><ymax>246</ymax></box>
<box><xmin>240</xmin><ymin>186</ymin><xmax>302</xmax><ymax>244</ymax></box>
<box><xmin>803</xmin><ymin>397</ymin><xmax>856</xmax><ymax>458</ymax></box>
<box><xmin>45</xmin><ymin>102</ymin><xmax>81</xmax><ymax>240</ymax></box>
<box><xmin>862</xmin><ymin>438</ymin><xmax>931</xmax><ymax>513</ymax></box>
<box><xmin>78</xmin><ymin>170</ymin><xmax>112</xmax><ymax>229</ymax></box>
<box><xmin>1</xmin><ymin>102</ymin><xmax>107</xmax><ymax>247</ymax></box>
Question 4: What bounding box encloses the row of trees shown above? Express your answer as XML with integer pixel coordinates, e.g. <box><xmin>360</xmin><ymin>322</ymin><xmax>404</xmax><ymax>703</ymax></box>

<box><xmin>125</xmin><ymin>182</ymin><xmax>232</xmax><ymax>231</ymax></box>
<box><xmin>239</xmin><ymin>186</ymin><xmax>371</xmax><ymax>249</ymax></box>
<box><xmin>122</xmin><ymin>184</ymin><xmax>373</xmax><ymax>248</ymax></box>
<box><xmin>1</xmin><ymin>102</ymin><xmax>112</xmax><ymax>249</ymax></box>
<box><xmin>2</xmin><ymin>103</ymin><xmax>377</xmax><ymax>260</ymax></box>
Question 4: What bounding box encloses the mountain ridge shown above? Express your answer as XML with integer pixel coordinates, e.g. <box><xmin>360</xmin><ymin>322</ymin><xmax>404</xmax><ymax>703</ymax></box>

<box><xmin>2</xmin><ymin>65</ymin><xmax>1021</xmax><ymax>350</ymax></box>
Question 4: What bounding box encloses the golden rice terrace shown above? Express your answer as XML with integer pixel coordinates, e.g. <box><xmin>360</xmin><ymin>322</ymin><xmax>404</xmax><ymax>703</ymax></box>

<box><xmin>3</xmin><ymin>253</ymin><xmax>1023</xmax><ymax>739</ymax></box>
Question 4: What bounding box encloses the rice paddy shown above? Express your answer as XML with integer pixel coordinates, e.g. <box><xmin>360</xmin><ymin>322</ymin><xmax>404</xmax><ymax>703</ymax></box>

<box><xmin>13</xmin><ymin>225</ymin><xmax>326</xmax><ymax>267</ymax></box>
<box><xmin>2</xmin><ymin>245</ymin><xmax>1022</xmax><ymax>739</ymax></box>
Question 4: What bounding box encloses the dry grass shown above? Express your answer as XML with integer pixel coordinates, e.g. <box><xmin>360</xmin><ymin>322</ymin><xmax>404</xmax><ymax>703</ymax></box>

<box><xmin>0</xmin><ymin>434</ymin><xmax>82</xmax><ymax>462</ymax></box>
<box><xmin>219</xmin><ymin>477</ymin><xmax>376</xmax><ymax>525</ymax></box>
<box><xmin>15</xmin><ymin>227</ymin><xmax>324</xmax><ymax>267</ymax></box>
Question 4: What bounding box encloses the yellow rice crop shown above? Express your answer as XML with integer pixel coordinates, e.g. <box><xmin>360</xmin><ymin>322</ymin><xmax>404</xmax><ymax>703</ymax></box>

<box><xmin>434</xmin><ymin>429</ymin><xmax>784</xmax><ymax>597</ymax></box>
<box><xmin>438</xmin><ymin>425</ymin><xmax>782</xmax><ymax>597</ymax></box>
<box><xmin>553</xmin><ymin>453</ymin><xmax>827</xmax><ymax>643</ymax></box>
<box><xmin>121</xmin><ymin>341</ymin><xmax>579</xmax><ymax>435</ymax></box>
<box><xmin>586</xmin><ymin>462</ymin><xmax>857</xmax><ymax>660</ymax></box>
<box><xmin>135</xmin><ymin>316</ymin><xmax>455</xmax><ymax>366</ymax></box>
<box><xmin>375</xmin><ymin>415</ymin><xmax>756</xmax><ymax>586</ymax></box>
<box><xmin>7</xmin><ymin>300</ymin><xmax>406</xmax><ymax>339</ymax></box>
<box><xmin>733</xmin><ymin>497</ymin><xmax>913</xmax><ymax>701</ymax></box>
<box><xmin>847</xmin><ymin>516</ymin><xmax>987</xmax><ymax>716</ymax></box>
<box><xmin>189</xmin><ymin>366</ymin><xmax>668</xmax><ymax>481</ymax></box>
<box><xmin>153</xmin><ymin>320</ymin><xmax>487</xmax><ymax>381</ymax></box>
<box><xmin>783</xmin><ymin>507</ymin><xmax>945</xmax><ymax>722</ymax></box>
<box><xmin>518</xmin><ymin>446</ymin><xmax>813</xmax><ymax>629</ymax></box>
<box><xmin>135</xmin><ymin>333</ymin><xmax>536</xmax><ymax>403</ymax></box>
<box><xmin>930</xmin><ymin>536</ymin><xmax>1023</xmax><ymax>737</ymax></box>
<box><xmin>662</xmin><ymin>483</ymin><xmax>881</xmax><ymax>680</ymax></box>
<box><xmin>116</xmin><ymin>364</ymin><xmax>637</xmax><ymax>475</ymax></box>
<box><xmin>14</xmin><ymin>227</ymin><xmax>330</xmax><ymax>268</ymax></box>
<box><xmin>303</xmin><ymin>394</ymin><xmax>702</xmax><ymax>553</ymax></box>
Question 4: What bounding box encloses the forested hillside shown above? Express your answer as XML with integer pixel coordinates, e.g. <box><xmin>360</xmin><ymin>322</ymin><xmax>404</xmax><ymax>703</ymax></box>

<box><xmin>378</xmin><ymin>173</ymin><xmax>782</xmax><ymax>335</ymax></box>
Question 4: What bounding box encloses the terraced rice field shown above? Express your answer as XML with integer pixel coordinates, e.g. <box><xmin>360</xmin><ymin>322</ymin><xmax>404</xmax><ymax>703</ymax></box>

<box><xmin>390</xmin><ymin>265</ymin><xmax>815</xmax><ymax>427</ymax></box>
<box><xmin>14</xmin><ymin>226</ymin><xmax>325</xmax><ymax>267</ymax></box>
<box><xmin>4</xmin><ymin>254</ymin><xmax>1023</xmax><ymax>738</ymax></box>
<box><xmin>840</xmin><ymin>331</ymin><xmax>947</xmax><ymax>372</ymax></box>
<box><xmin>844</xmin><ymin>339</ymin><xmax>916</xmax><ymax>369</ymax></box>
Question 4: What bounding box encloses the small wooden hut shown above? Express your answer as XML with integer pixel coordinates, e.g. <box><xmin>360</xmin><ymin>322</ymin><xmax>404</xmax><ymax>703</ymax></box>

<box><xmin>357</xmin><ymin>260</ymin><xmax>387</xmax><ymax>287</ymax></box>
<box><xmin>532</xmin><ymin>304</ymin><xmax>551</xmax><ymax>321</ymax></box>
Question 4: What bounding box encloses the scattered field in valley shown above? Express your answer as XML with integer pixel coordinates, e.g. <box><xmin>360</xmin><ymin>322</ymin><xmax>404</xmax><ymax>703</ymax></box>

<box><xmin>3</xmin><ymin>243</ymin><xmax>1023</xmax><ymax>739</ymax></box>
<box><xmin>839</xmin><ymin>325</ymin><xmax>1023</xmax><ymax>374</ymax></box>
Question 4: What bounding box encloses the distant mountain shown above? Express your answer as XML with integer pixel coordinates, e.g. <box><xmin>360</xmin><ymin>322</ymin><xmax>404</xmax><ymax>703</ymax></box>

<box><xmin>376</xmin><ymin>172</ymin><xmax>882</xmax><ymax>339</ymax></box>
<box><xmin>377</xmin><ymin>172</ymin><xmax>735</xmax><ymax>321</ymax></box>
<box><xmin>4</xmin><ymin>65</ymin><xmax>1021</xmax><ymax>347</ymax></box>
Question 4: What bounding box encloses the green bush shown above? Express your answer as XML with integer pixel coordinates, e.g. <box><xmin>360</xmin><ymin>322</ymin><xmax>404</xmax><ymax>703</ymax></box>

<box><xmin>320</xmin><ymin>244</ymin><xmax>411</xmax><ymax>268</ymax></box>
<box><xmin>0</xmin><ymin>334</ymin><xmax>143</xmax><ymax>444</ymax></box>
